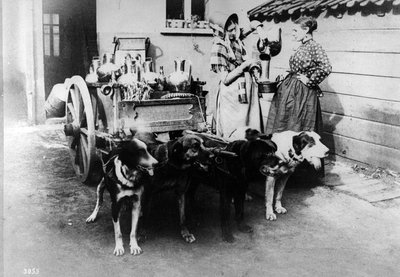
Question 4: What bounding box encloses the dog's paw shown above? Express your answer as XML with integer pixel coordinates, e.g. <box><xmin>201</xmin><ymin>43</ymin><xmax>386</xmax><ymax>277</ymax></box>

<box><xmin>237</xmin><ymin>223</ymin><xmax>253</xmax><ymax>233</ymax></box>
<box><xmin>181</xmin><ymin>230</ymin><xmax>196</xmax><ymax>243</ymax></box>
<box><xmin>130</xmin><ymin>245</ymin><xmax>143</xmax><ymax>256</ymax></box>
<box><xmin>275</xmin><ymin>206</ymin><xmax>287</xmax><ymax>214</ymax></box>
<box><xmin>266</xmin><ymin>211</ymin><xmax>277</xmax><ymax>221</ymax></box>
<box><xmin>85</xmin><ymin>213</ymin><xmax>97</xmax><ymax>223</ymax></box>
<box><xmin>113</xmin><ymin>244</ymin><xmax>125</xmax><ymax>256</ymax></box>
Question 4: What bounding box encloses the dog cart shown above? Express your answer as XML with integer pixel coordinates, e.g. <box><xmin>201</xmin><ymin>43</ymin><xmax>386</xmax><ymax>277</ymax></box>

<box><xmin>63</xmin><ymin>74</ymin><xmax>207</xmax><ymax>184</ymax></box>
<box><xmin>63</xmin><ymin>36</ymin><xmax>207</xmax><ymax>184</ymax></box>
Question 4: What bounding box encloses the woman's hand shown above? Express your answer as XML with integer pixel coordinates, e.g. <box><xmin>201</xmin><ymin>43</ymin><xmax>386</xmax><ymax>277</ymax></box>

<box><xmin>250</xmin><ymin>20</ymin><xmax>263</xmax><ymax>31</ymax></box>
<box><xmin>241</xmin><ymin>59</ymin><xmax>258</xmax><ymax>70</ymax></box>
<box><xmin>296</xmin><ymin>73</ymin><xmax>310</xmax><ymax>85</ymax></box>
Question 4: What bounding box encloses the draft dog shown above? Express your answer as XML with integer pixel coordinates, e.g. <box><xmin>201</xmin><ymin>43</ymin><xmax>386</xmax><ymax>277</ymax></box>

<box><xmin>136</xmin><ymin>132</ymin><xmax>211</xmax><ymax>244</ymax></box>
<box><xmin>86</xmin><ymin>138</ymin><xmax>158</xmax><ymax>256</ymax></box>
<box><xmin>189</xmin><ymin>129</ymin><xmax>281</xmax><ymax>242</ymax></box>
<box><xmin>265</xmin><ymin>131</ymin><xmax>329</xmax><ymax>220</ymax></box>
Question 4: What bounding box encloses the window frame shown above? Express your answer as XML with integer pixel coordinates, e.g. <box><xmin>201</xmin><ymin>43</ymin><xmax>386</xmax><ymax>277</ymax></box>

<box><xmin>43</xmin><ymin>13</ymin><xmax>60</xmax><ymax>57</ymax></box>
<box><xmin>162</xmin><ymin>0</ymin><xmax>212</xmax><ymax>36</ymax></box>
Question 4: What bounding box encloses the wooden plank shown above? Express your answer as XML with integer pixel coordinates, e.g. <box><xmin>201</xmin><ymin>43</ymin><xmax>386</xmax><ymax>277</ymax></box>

<box><xmin>327</xmin><ymin>52</ymin><xmax>400</xmax><ymax>78</ymax></box>
<box><xmin>322</xmin><ymin>133</ymin><xmax>400</xmax><ymax>172</ymax></box>
<box><xmin>318</xmin><ymin>73</ymin><xmax>400</xmax><ymax>102</ymax></box>
<box><xmin>322</xmin><ymin>113</ymin><xmax>400</xmax><ymax>150</ymax></box>
<box><xmin>362</xmin><ymin>189</ymin><xmax>400</xmax><ymax>203</ymax></box>
<box><xmin>268</xmin><ymin>69</ymin><xmax>400</xmax><ymax>102</ymax></box>
<box><xmin>320</xmin><ymin>92</ymin><xmax>400</xmax><ymax>126</ymax></box>
<box><xmin>316</xmin><ymin>29</ymin><xmax>400</xmax><ymax>53</ymax></box>
<box><xmin>340</xmin><ymin>182</ymin><xmax>389</xmax><ymax>195</ymax></box>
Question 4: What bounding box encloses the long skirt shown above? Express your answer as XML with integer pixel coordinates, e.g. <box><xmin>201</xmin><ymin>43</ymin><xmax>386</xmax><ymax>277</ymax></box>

<box><xmin>216</xmin><ymin>73</ymin><xmax>263</xmax><ymax>139</ymax></box>
<box><xmin>265</xmin><ymin>74</ymin><xmax>322</xmax><ymax>135</ymax></box>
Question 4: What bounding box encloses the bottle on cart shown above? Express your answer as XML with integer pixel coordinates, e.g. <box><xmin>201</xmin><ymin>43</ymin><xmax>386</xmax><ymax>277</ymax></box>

<box><xmin>157</xmin><ymin>66</ymin><xmax>167</xmax><ymax>91</ymax></box>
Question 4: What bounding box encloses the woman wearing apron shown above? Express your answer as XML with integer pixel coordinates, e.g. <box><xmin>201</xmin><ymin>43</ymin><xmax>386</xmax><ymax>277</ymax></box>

<box><xmin>266</xmin><ymin>16</ymin><xmax>332</xmax><ymax>178</ymax></box>
<box><xmin>266</xmin><ymin>16</ymin><xmax>332</xmax><ymax>135</ymax></box>
<box><xmin>209</xmin><ymin>13</ymin><xmax>265</xmax><ymax>138</ymax></box>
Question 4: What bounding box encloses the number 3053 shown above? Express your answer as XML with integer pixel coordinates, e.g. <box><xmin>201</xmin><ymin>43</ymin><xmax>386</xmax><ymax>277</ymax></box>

<box><xmin>23</xmin><ymin>268</ymin><xmax>39</xmax><ymax>275</ymax></box>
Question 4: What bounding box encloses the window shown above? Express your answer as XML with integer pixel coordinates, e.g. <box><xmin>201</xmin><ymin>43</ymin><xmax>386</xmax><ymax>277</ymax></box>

<box><xmin>166</xmin><ymin>0</ymin><xmax>205</xmax><ymax>20</ymax></box>
<box><xmin>164</xmin><ymin>0</ymin><xmax>210</xmax><ymax>33</ymax></box>
<box><xmin>167</xmin><ymin>0</ymin><xmax>184</xmax><ymax>20</ymax></box>
<box><xmin>43</xmin><ymin>13</ymin><xmax>60</xmax><ymax>57</ymax></box>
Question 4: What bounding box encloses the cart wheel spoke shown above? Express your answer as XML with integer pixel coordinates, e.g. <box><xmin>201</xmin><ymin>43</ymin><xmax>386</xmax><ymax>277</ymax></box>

<box><xmin>70</xmin><ymin>135</ymin><xmax>79</xmax><ymax>150</ymax></box>
<box><xmin>80</xmin><ymin>111</ymin><xmax>88</xmax><ymax>128</ymax></box>
<box><xmin>80</xmin><ymin>134</ymin><xmax>89</xmax><ymax>172</ymax></box>
<box><xmin>72</xmin><ymin>86</ymin><xmax>84</xmax><ymax>123</ymax></box>
<box><xmin>66</xmin><ymin>103</ymin><xmax>78</xmax><ymax>123</ymax></box>
<box><xmin>70</xmin><ymin>87</ymin><xmax>80</xmax><ymax>120</ymax></box>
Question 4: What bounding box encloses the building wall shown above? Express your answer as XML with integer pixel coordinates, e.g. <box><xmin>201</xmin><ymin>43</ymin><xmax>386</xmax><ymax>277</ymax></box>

<box><xmin>4</xmin><ymin>0</ymin><xmax>33</xmax><ymax>123</ymax></box>
<box><xmin>267</xmin><ymin>10</ymin><xmax>400</xmax><ymax>171</ymax></box>
<box><xmin>96</xmin><ymin>0</ymin><xmax>265</xmax><ymax>115</ymax></box>
<box><xmin>96</xmin><ymin>1</ymin><xmax>400</xmax><ymax>171</ymax></box>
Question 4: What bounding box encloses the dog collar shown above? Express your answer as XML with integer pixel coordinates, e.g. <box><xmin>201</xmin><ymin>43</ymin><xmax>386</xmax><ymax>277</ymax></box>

<box><xmin>288</xmin><ymin>149</ymin><xmax>304</xmax><ymax>162</ymax></box>
<box><xmin>136</xmin><ymin>164</ymin><xmax>154</xmax><ymax>175</ymax></box>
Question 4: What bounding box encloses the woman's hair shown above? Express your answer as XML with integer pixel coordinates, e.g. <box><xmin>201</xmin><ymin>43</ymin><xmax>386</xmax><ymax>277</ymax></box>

<box><xmin>224</xmin><ymin>14</ymin><xmax>240</xmax><ymax>41</ymax></box>
<box><xmin>294</xmin><ymin>16</ymin><xmax>318</xmax><ymax>34</ymax></box>
<box><xmin>224</xmin><ymin>16</ymin><xmax>238</xmax><ymax>31</ymax></box>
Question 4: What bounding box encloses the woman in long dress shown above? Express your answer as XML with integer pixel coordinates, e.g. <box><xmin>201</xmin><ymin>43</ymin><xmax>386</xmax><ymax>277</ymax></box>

<box><xmin>266</xmin><ymin>16</ymin><xmax>332</xmax><ymax>135</ymax></box>
<box><xmin>209</xmin><ymin>13</ymin><xmax>265</xmax><ymax>138</ymax></box>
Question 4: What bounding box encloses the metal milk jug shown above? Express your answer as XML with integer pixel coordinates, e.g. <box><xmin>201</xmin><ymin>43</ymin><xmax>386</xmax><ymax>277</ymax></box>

<box><xmin>167</xmin><ymin>58</ymin><xmax>192</xmax><ymax>92</ymax></box>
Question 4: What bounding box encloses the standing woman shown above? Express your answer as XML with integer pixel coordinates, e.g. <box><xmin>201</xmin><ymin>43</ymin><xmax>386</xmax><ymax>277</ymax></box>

<box><xmin>209</xmin><ymin>12</ymin><xmax>265</xmax><ymax>138</ymax></box>
<box><xmin>266</xmin><ymin>16</ymin><xmax>332</xmax><ymax>135</ymax></box>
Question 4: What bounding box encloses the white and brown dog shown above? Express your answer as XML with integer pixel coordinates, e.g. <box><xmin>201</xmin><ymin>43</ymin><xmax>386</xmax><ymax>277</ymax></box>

<box><xmin>86</xmin><ymin>138</ymin><xmax>158</xmax><ymax>256</ymax></box>
<box><xmin>265</xmin><ymin>131</ymin><xmax>329</xmax><ymax>221</ymax></box>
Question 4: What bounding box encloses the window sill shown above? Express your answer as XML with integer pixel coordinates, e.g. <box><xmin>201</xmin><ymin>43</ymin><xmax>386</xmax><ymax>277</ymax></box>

<box><xmin>161</xmin><ymin>28</ymin><xmax>213</xmax><ymax>36</ymax></box>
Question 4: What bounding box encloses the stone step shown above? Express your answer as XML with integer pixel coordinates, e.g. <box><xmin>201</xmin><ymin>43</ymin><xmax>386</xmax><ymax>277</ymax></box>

<box><xmin>361</xmin><ymin>188</ymin><xmax>400</xmax><ymax>203</ymax></box>
<box><xmin>338</xmin><ymin>181</ymin><xmax>387</xmax><ymax>194</ymax></box>
<box><xmin>323</xmin><ymin>173</ymin><xmax>361</xmax><ymax>187</ymax></box>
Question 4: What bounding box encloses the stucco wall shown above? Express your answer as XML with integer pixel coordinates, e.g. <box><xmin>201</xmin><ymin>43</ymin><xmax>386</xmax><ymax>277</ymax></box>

<box><xmin>3</xmin><ymin>0</ymin><xmax>31</xmax><ymax>122</ymax></box>
<box><xmin>3</xmin><ymin>0</ymin><xmax>45</xmax><ymax>124</ymax></box>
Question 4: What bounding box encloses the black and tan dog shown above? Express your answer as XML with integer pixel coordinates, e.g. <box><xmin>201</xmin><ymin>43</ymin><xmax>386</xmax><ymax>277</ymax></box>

<box><xmin>136</xmin><ymin>132</ymin><xmax>211</xmax><ymax>244</ymax></box>
<box><xmin>86</xmin><ymin>138</ymin><xmax>158</xmax><ymax>256</ymax></box>
<box><xmin>264</xmin><ymin>131</ymin><xmax>329</xmax><ymax>221</ymax></box>
<box><xmin>189</xmin><ymin>129</ymin><xmax>281</xmax><ymax>242</ymax></box>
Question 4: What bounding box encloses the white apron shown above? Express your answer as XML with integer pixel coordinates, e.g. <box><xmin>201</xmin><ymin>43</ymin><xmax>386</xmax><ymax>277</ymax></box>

<box><xmin>215</xmin><ymin>72</ymin><xmax>263</xmax><ymax>139</ymax></box>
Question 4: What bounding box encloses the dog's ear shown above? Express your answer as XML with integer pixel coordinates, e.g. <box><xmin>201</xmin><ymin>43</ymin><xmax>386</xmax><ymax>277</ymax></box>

<box><xmin>245</xmin><ymin>128</ymin><xmax>260</xmax><ymax>141</ymax></box>
<box><xmin>259</xmin><ymin>133</ymin><xmax>272</xmax><ymax>140</ymax></box>
<box><xmin>171</xmin><ymin>140</ymin><xmax>184</xmax><ymax>157</ymax></box>
<box><xmin>129</xmin><ymin>127</ymin><xmax>138</xmax><ymax>137</ymax></box>
<box><xmin>264</xmin><ymin>140</ymin><xmax>277</xmax><ymax>152</ymax></box>
<box><xmin>292</xmin><ymin>132</ymin><xmax>311</xmax><ymax>155</ymax></box>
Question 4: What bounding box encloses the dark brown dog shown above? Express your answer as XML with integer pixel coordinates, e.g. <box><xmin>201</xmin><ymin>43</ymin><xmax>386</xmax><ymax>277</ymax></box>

<box><xmin>136</xmin><ymin>132</ymin><xmax>211</xmax><ymax>243</ymax></box>
<box><xmin>188</xmin><ymin>130</ymin><xmax>281</xmax><ymax>242</ymax></box>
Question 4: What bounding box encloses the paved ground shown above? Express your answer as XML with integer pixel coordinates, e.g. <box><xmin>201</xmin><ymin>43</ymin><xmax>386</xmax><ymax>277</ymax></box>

<box><xmin>3</xmin><ymin>123</ymin><xmax>400</xmax><ymax>277</ymax></box>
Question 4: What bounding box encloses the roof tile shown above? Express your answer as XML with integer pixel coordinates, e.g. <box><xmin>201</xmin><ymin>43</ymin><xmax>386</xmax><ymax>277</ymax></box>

<box><xmin>248</xmin><ymin>0</ymin><xmax>395</xmax><ymax>19</ymax></box>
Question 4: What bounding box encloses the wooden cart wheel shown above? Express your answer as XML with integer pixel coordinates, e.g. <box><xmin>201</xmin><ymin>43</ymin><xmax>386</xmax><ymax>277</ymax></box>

<box><xmin>64</xmin><ymin>76</ymin><xmax>99</xmax><ymax>184</ymax></box>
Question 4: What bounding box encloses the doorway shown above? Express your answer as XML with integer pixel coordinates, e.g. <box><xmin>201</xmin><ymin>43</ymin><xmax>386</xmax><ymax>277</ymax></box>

<box><xmin>42</xmin><ymin>0</ymin><xmax>97</xmax><ymax>99</ymax></box>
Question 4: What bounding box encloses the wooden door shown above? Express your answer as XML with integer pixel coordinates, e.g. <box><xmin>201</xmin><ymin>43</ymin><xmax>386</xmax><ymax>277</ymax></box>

<box><xmin>42</xmin><ymin>0</ymin><xmax>97</xmax><ymax>99</ymax></box>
